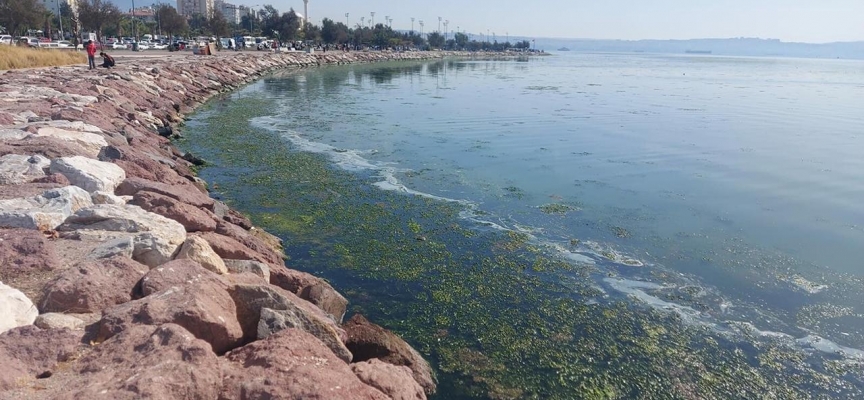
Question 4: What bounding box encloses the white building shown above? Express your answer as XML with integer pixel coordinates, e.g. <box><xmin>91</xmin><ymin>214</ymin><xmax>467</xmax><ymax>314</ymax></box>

<box><xmin>214</xmin><ymin>0</ymin><xmax>241</xmax><ymax>24</ymax></box>
<box><xmin>176</xmin><ymin>0</ymin><xmax>214</xmax><ymax>18</ymax></box>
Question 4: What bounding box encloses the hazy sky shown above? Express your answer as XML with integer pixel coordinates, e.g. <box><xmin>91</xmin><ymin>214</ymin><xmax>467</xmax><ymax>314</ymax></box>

<box><xmin>136</xmin><ymin>0</ymin><xmax>863</xmax><ymax>43</ymax></box>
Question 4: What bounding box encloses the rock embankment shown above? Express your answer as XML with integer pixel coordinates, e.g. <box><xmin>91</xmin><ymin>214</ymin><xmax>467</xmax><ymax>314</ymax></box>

<box><xmin>0</xmin><ymin>51</ymin><xmax>458</xmax><ymax>399</ymax></box>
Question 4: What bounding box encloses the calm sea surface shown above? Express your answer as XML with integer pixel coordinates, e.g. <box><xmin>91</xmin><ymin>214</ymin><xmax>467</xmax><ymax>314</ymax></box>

<box><xmin>183</xmin><ymin>53</ymin><xmax>864</xmax><ymax>398</ymax></box>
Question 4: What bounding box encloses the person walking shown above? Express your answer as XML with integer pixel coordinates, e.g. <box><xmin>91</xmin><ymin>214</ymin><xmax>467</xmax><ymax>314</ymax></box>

<box><xmin>86</xmin><ymin>40</ymin><xmax>97</xmax><ymax>70</ymax></box>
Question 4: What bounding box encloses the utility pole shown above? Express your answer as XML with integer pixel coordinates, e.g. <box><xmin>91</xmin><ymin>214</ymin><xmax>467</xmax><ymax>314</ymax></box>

<box><xmin>55</xmin><ymin>0</ymin><xmax>64</xmax><ymax>40</ymax></box>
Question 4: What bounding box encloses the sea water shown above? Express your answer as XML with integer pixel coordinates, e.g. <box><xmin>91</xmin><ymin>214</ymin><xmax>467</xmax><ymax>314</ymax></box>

<box><xmin>182</xmin><ymin>53</ymin><xmax>864</xmax><ymax>398</ymax></box>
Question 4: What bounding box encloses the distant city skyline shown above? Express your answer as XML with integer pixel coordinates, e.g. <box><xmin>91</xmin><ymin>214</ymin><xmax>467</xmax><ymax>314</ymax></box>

<box><xmin>117</xmin><ymin>0</ymin><xmax>863</xmax><ymax>43</ymax></box>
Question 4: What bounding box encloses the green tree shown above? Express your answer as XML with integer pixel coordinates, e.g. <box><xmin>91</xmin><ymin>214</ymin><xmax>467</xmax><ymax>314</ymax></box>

<box><xmin>155</xmin><ymin>3</ymin><xmax>187</xmax><ymax>39</ymax></box>
<box><xmin>320</xmin><ymin>18</ymin><xmax>348</xmax><ymax>44</ymax></box>
<box><xmin>77</xmin><ymin>0</ymin><xmax>121</xmax><ymax>45</ymax></box>
<box><xmin>0</xmin><ymin>0</ymin><xmax>47</xmax><ymax>38</ymax></box>
<box><xmin>427</xmin><ymin>31</ymin><xmax>445</xmax><ymax>49</ymax></box>
<box><xmin>454</xmin><ymin>32</ymin><xmax>468</xmax><ymax>49</ymax></box>
<box><xmin>208</xmin><ymin>10</ymin><xmax>230</xmax><ymax>37</ymax></box>
<box><xmin>188</xmin><ymin>13</ymin><xmax>208</xmax><ymax>35</ymax></box>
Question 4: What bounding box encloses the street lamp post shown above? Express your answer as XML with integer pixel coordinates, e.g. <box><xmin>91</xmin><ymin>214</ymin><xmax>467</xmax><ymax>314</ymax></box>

<box><xmin>54</xmin><ymin>0</ymin><xmax>64</xmax><ymax>40</ymax></box>
<box><xmin>370</xmin><ymin>12</ymin><xmax>375</xmax><ymax>27</ymax></box>
<box><xmin>345</xmin><ymin>13</ymin><xmax>349</xmax><ymax>26</ymax></box>
<box><xmin>437</xmin><ymin>16</ymin><xmax>441</xmax><ymax>33</ymax></box>
<box><xmin>419</xmin><ymin>20</ymin><xmax>423</xmax><ymax>36</ymax></box>
<box><xmin>411</xmin><ymin>18</ymin><xmax>414</xmax><ymax>34</ymax></box>
<box><xmin>385</xmin><ymin>16</ymin><xmax>389</xmax><ymax>28</ymax></box>
<box><xmin>131</xmin><ymin>0</ymin><xmax>137</xmax><ymax>46</ymax></box>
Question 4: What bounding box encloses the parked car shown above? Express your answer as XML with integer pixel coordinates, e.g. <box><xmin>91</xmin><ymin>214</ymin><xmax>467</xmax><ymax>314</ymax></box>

<box><xmin>0</xmin><ymin>35</ymin><xmax>12</xmax><ymax>45</ymax></box>
<box><xmin>53</xmin><ymin>40</ymin><xmax>73</xmax><ymax>48</ymax></box>
<box><xmin>111</xmin><ymin>42</ymin><xmax>129</xmax><ymax>50</ymax></box>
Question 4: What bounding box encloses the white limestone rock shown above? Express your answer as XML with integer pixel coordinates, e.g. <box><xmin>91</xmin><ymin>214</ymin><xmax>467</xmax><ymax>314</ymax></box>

<box><xmin>50</xmin><ymin>156</ymin><xmax>126</xmax><ymax>193</ymax></box>
<box><xmin>59</xmin><ymin>204</ymin><xmax>187</xmax><ymax>268</ymax></box>
<box><xmin>0</xmin><ymin>186</ymin><xmax>93</xmax><ymax>231</ymax></box>
<box><xmin>89</xmin><ymin>236</ymin><xmax>135</xmax><ymax>260</ymax></box>
<box><xmin>0</xmin><ymin>282</ymin><xmax>38</xmax><ymax>334</ymax></box>
<box><xmin>0</xmin><ymin>154</ymin><xmax>49</xmax><ymax>184</ymax></box>
<box><xmin>32</xmin><ymin>127</ymin><xmax>108</xmax><ymax>158</ymax></box>
<box><xmin>175</xmin><ymin>236</ymin><xmax>228</xmax><ymax>274</ymax></box>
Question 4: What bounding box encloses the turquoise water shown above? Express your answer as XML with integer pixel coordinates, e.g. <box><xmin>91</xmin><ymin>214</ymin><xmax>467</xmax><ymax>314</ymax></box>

<box><xmin>183</xmin><ymin>53</ymin><xmax>864</xmax><ymax>398</ymax></box>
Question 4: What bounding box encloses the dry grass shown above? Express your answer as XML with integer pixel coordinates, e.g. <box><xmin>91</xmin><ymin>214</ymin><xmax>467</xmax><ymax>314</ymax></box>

<box><xmin>0</xmin><ymin>45</ymin><xmax>86</xmax><ymax>70</ymax></box>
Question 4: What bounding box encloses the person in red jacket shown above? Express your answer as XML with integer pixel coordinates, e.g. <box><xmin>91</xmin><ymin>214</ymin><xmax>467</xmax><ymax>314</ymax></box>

<box><xmin>86</xmin><ymin>40</ymin><xmax>97</xmax><ymax>70</ymax></box>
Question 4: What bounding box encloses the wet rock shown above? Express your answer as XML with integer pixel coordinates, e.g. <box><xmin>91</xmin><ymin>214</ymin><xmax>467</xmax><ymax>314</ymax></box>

<box><xmin>270</xmin><ymin>267</ymin><xmax>348</xmax><ymax>323</ymax></box>
<box><xmin>115</xmin><ymin>177</ymin><xmax>215</xmax><ymax>210</ymax></box>
<box><xmin>0</xmin><ymin>186</ymin><xmax>92</xmax><ymax>231</ymax></box>
<box><xmin>352</xmin><ymin>359</ymin><xmax>426</xmax><ymax>400</ymax></box>
<box><xmin>0</xmin><ymin>325</ymin><xmax>84</xmax><ymax>391</ymax></box>
<box><xmin>220</xmin><ymin>328</ymin><xmax>388</xmax><ymax>400</ymax></box>
<box><xmin>34</xmin><ymin>313</ymin><xmax>85</xmax><ymax>330</ymax></box>
<box><xmin>129</xmin><ymin>190</ymin><xmax>218</xmax><ymax>232</ymax></box>
<box><xmin>58</xmin><ymin>324</ymin><xmax>220</xmax><ymax>399</ymax></box>
<box><xmin>58</xmin><ymin>204</ymin><xmax>187</xmax><ymax>267</ymax></box>
<box><xmin>175</xmin><ymin>235</ymin><xmax>227</xmax><ymax>274</ymax></box>
<box><xmin>39</xmin><ymin>256</ymin><xmax>148</xmax><ymax>314</ymax></box>
<box><xmin>224</xmin><ymin>259</ymin><xmax>270</xmax><ymax>282</ymax></box>
<box><xmin>98</xmin><ymin>280</ymin><xmax>243</xmax><ymax>354</ymax></box>
<box><xmin>229</xmin><ymin>284</ymin><xmax>351</xmax><ymax>362</ymax></box>
<box><xmin>50</xmin><ymin>156</ymin><xmax>126</xmax><ymax>193</ymax></box>
<box><xmin>0</xmin><ymin>154</ymin><xmax>49</xmax><ymax>184</ymax></box>
<box><xmin>0</xmin><ymin>282</ymin><xmax>38</xmax><ymax>334</ymax></box>
<box><xmin>344</xmin><ymin>314</ymin><xmax>437</xmax><ymax>395</ymax></box>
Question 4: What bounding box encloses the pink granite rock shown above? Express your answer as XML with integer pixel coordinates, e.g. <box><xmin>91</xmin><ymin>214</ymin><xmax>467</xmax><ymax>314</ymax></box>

<box><xmin>220</xmin><ymin>328</ymin><xmax>389</xmax><ymax>400</ymax></box>
<box><xmin>39</xmin><ymin>256</ymin><xmax>149</xmax><ymax>314</ymax></box>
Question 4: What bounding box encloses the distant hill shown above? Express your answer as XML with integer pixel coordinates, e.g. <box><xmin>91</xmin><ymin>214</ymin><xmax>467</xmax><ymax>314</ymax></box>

<box><xmin>526</xmin><ymin>37</ymin><xmax>864</xmax><ymax>60</ymax></box>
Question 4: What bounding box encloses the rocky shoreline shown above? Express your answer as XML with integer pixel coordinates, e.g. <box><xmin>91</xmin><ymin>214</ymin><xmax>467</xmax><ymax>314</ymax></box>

<box><xmin>0</xmin><ymin>51</ymin><xmax>488</xmax><ymax>399</ymax></box>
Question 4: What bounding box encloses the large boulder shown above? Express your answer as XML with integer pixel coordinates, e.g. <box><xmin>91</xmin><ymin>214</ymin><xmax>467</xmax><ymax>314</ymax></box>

<box><xmin>0</xmin><ymin>325</ymin><xmax>84</xmax><ymax>391</ymax></box>
<box><xmin>352</xmin><ymin>359</ymin><xmax>426</xmax><ymax>400</ymax></box>
<box><xmin>30</xmin><ymin>127</ymin><xmax>108</xmax><ymax>158</ymax></box>
<box><xmin>0</xmin><ymin>186</ymin><xmax>92</xmax><ymax>231</ymax></box>
<box><xmin>39</xmin><ymin>256</ymin><xmax>148</xmax><ymax>314</ymax></box>
<box><xmin>129</xmin><ymin>190</ymin><xmax>218</xmax><ymax>232</ymax></box>
<box><xmin>57</xmin><ymin>204</ymin><xmax>187</xmax><ymax>267</ymax></box>
<box><xmin>97</xmin><ymin>279</ymin><xmax>243</xmax><ymax>354</ymax></box>
<box><xmin>230</xmin><ymin>284</ymin><xmax>352</xmax><ymax>363</ymax></box>
<box><xmin>195</xmin><ymin>231</ymin><xmax>269</xmax><ymax>263</ymax></box>
<box><xmin>270</xmin><ymin>267</ymin><xmax>348</xmax><ymax>323</ymax></box>
<box><xmin>55</xmin><ymin>324</ymin><xmax>221</xmax><ymax>399</ymax></box>
<box><xmin>0</xmin><ymin>228</ymin><xmax>61</xmax><ymax>283</ymax></box>
<box><xmin>115</xmin><ymin>177</ymin><xmax>215</xmax><ymax>210</ymax></box>
<box><xmin>0</xmin><ymin>154</ymin><xmax>49</xmax><ymax>184</ymax></box>
<box><xmin>137</xmin><ymin>259</ymin><xmax>226</xmax><ymax>297</ymax></box>
<box><xmin>215</xmin><ymin>221</ymin><xmax>283</xmax><ymax>264</ymax></box>
<box><xmin>50</xmin><ymin>156</ymin><xmax>126</xmax><ymax>193</ymax></box>
<box><xmin>174</xmin><ymin>235</ymin><xmax>227</xmax><ymax>274</ymax></box>
<box><xmin>0</xmin><ymin>282</ymin><xmax>38</xmax><ymax>334</ymax></box>
<box><xmin>219</xmin><ymin>328</ymin><xmax>389</xmax><ymax>400</ymax></box>
<box><xmin>344</xmin><ymin>314</ymin><xmax>437</xmax><ymax>395</ymax></box>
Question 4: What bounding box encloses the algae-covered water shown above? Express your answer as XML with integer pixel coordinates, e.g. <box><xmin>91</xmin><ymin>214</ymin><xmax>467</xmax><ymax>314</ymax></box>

<box><xmin>178</xmin><ymin>54</ymin><xmax>864</xmax><ymax>399</ymax></box>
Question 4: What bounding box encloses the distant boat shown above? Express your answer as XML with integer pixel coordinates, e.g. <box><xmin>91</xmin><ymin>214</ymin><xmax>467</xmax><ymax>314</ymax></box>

<box><xmin>685</xmin><ymin>50</ymin><xmax>712</xmax><ymax>54</ymax></box>
<box><xmin>557</xmin><ymin>47</ymin><xmax>571</xmax><ymax>51</ymax></box>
